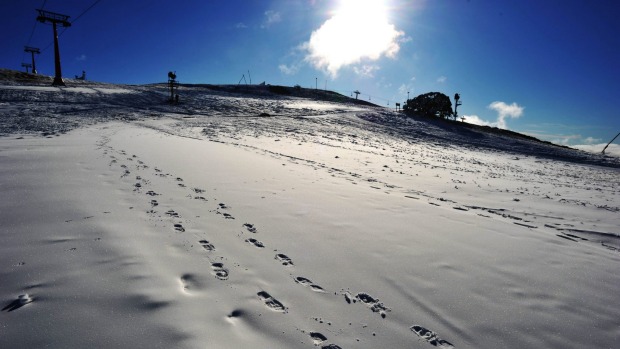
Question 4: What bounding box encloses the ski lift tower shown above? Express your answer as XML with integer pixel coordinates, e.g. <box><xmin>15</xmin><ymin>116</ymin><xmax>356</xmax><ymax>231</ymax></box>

<box><xmin>24</xmin><ymin>46</ymin><xmax>40</xmax><ymax>74</ymax></box>
<box><xmin>36</xmin><ymin>9</ymin><xmax>71</xmax><ymax>86</ymax></box>
<box><xmin>21</xmin><ymin>63</ymin><xmax>32</xmax><ymax>73</ymax></box>
<box><xmin>353</xmin><ymin>90</ymin><xmax>360</xmax><ymax>100</ymax></box>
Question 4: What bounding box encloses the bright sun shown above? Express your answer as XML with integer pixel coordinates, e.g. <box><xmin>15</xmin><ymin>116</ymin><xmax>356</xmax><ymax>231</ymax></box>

<box><xmin>304</xmin><ymin>0</ymin><xmax>403</xmax><ymax>77</ymax></box>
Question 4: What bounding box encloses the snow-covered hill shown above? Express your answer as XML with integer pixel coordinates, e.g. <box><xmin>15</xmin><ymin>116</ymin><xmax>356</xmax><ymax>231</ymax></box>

<box><xmin>1</xmin><ymin>72</ymin><xmax>619</xmax><ymax>348</ymax></box>
<box><xmin>1</xmin><ymin>69</ymin><xmax>617</xmax><ymax>167</ymax></box>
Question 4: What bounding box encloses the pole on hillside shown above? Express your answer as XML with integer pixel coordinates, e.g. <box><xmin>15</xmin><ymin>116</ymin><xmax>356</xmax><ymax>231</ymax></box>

<box><xmin>37</xmin><ymin>9</ymin><xmax>71</xmax><ymax>86</ymax></box>
<box><xmin>168</xmin><ymin>71</ymin><xmax>178</xmax><ymax>104</ymax></box>
<box><xmin>21</xmin><ymin>63</ymin><xmax>32</xmax><ymax>73</ymax></box>
<box><xmin>24</xmin><ymin>46</ymin><xmax>40</xmax><ymax>74</ymax></box>
<box><xmin>602</xmin><ymin>132</ymin><xmax>620</xmax><ymax>154</ymax></box>
<box><xmin>238</xmin><ymin>74</ymin><xmax>247</xmax><ymax>85</ymax></box>
<box><xmin>453</xmin><ymin>93</ymin><xmax>462</xmax><ymax>120</ymax></box>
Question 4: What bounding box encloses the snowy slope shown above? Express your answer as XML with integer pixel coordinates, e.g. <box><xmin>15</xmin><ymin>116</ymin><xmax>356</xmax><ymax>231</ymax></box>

<box><xmin>1</xmin><ymin>73</ymin><xmax>619</xmax><ymax>349</ymax></box>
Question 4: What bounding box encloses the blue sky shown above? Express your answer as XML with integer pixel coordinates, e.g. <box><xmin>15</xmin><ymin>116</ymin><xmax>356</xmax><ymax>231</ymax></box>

<box><xmin>2</xmin><ymin>0</ymin><xmax>619</xmax><ymax>150</ymax></box>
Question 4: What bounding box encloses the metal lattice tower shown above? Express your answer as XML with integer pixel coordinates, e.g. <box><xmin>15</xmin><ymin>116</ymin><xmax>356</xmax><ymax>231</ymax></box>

<box><xmin>24</xmin><ymin>46</ymin><xmax>40</xmax><ymax>74</ymax></box>
<box><xmin>36</xmin><ymin>9</ymin><xmax>71</xmax><ymax>86</ymax></box>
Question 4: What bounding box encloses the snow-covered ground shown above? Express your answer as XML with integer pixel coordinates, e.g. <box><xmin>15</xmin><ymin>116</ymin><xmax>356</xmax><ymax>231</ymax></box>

<box><xmin>1</xmin><ymin>76</ymin><xmax>619</xmax><ymax>349</ymax></box>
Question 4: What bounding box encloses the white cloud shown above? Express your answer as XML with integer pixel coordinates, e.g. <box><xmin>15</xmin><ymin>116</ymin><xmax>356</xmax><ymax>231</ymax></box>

<box><xmin>353</xmin><ymin>65</ymin><xmax>380</xmax><ymax>78</ymax></box>
<box><xmin>278</xmin><ymin>63</ymin><xmax>299</xmax><ymax>75</ymax></box>
<box><xmin>583</xmin><ymin>136</ymin><xmax>601</xmax><ymax>144</ymax></box>
<box><xmin>262</xmin><ymin>10</ymin><xmax>281</xmax><ymax>28</ymax></box>
<box><xmin>549</xmin><ymin>134</ymin><xmax>582</xmax><ymax>145</ymax></box>
<box><xmin>76</xmin><ymin>54</ymin><xmax>87</xmax><ymax>61</ymax></box>
<box><xmin>462</xmin><ymin>114</ymin><xmax>491</xmax><ymax>126</ymax></box>
<box><xmin>487</xmin><ymin>101</ymin><xmax>524</xmax><ymax>129</ymax></box>
<box><xmin>462</xmin><ymin>101</ymin><xmax>524</xmax><ymax>129</ymax></box>
<box><xmin>302</xmin><ymin>0</ymin><xmax>404</xmax><ymax>77</ymax></box>
<box><xmin>437</xmin><ymin>76</ymin><xmax>447</xmax><ymax>83</ymax></box>
<box><xmin>520</xmin><ymin>130</ymin><xmax>599</xmax><ymax>147</ymax></box>
<box><xmin>399</xmin><ymin>36</ymin><xmax>413</xmax><ymax>43</ymax></box>
<box><xmin>504</xmin><ymin>126</ymin><xmax>616</xmax><ymax>155</ymax></box>
<box><xmin>235</xmin><ymin>22</ymin><xmax>248</xmax><ymax>29</ymax></box>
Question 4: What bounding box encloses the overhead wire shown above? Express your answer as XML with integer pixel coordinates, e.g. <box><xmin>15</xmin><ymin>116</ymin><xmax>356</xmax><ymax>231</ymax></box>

<box><xmin>335</xmin><ymin>89</ymin><xmax>403</xmax><ymax>108</ymax></box>
<box><xmin>71</xmin><ymin>0</ymin><xmax>102</xmax><ymax>25</ymax></box>
<box><xmin>39</xmin><ymin>0</ymin><xmax>103</xmax><ymax>53</ymax></box>
<box><xmin>21</xmin><ymin>0</ymin><xmax>47</xmax><ymax>64</ymax></box>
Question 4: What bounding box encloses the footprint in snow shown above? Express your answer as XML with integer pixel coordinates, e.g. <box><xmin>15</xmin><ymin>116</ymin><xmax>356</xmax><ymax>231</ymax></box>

<box><xmin>2</xmin><ymin>294</ymin><xmax>33</xmax><ymax>312</ymax></box>
<box><xmin>199</xmin><ymin>239</ymin><xmax>215</xmax><ymax>251</ymax></box>
<box><xmin>245</xmin><ymin>238</ymin><xmax>264</xmax><ymax>248</ymax></box>
<box><xmin>275</xmin><ymin>253</ymin><xmax>293</xmax><ymax>266</ymax></box>
<box><xmin>243</xmin><ymin>223</ymin><xmax>257</xmax><ymax>233</ymax></box>
<box><xmin>211</xmin><ymin>262</ymin><xmax>229</xmax><ymax>280</ymax></box>
<box><xmin>294</xmin><ymin>277</ymin><xmax>325</xmax><ymax>292</ymax></box>
<box><xmin>257</xmin><ymin>291</ymin><xmax>286</xmax><ymax>312</ymax></box>
<box><xmin>343</xmin><ymin>291</ymin><xmax>390</xmax><ymax>318</ymax></box>
<box><xmin>166</xmin><ymin>210</ymin><xmax>180</xmax><ymax>217</ymax></box>
<box><xmin>410</xmin><ymin>325</ymin><xmax>454</xmax><ymax>348</ymax></box>
<box><xmin>309</xmin><ymin>332</ymin><xmax>327</xmax><ymax>345</ymax></box>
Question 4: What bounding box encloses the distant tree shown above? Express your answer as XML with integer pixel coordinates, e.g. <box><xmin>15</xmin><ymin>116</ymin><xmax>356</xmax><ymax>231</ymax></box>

<box><xmin>403</xmin><ymin>92</ymin><xmax>453</xmax><ymax>119</ymax></box>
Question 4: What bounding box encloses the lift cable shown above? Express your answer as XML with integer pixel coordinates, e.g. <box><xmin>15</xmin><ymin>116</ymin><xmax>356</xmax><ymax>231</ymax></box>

<box><xmin>71</xmin><ymin>0</ymin><xmax>102</xmax><ymax>25</ymax></box>
<box><xmin>22</xmin><ymin>0</ymin><xmax>47</xmax><ymax>63</ymax></box>
<box><xmin>39</xmin><ymin>0</ymin><xmax>102</xmax><ymax>53</ymax></box>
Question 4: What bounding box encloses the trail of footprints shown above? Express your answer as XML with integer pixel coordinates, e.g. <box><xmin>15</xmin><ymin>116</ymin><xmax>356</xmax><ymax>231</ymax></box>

<box><xmin>106</xmin><ymin>146</ymin><xmax>456</xmax><ymax>348</ymax></box>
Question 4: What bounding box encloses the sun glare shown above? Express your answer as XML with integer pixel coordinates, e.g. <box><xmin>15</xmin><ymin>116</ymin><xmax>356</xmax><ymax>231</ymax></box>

<box><xmin>304</xmin><ymin>0</ymin><xmax>403</xmax><ymax>77</ymax></box>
